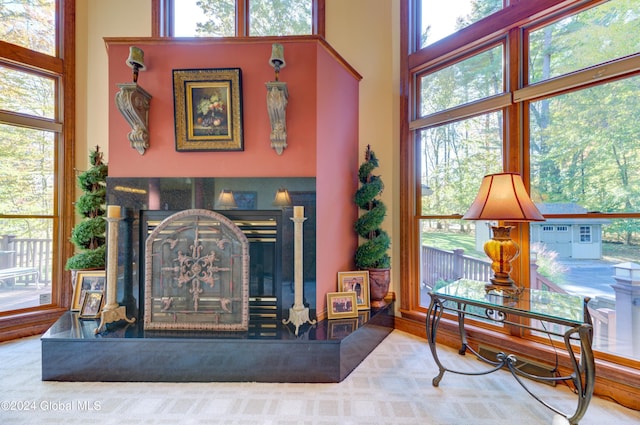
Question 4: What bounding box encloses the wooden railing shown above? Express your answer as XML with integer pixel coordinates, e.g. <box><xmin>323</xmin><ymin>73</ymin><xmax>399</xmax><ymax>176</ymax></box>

<box><xmin>0</xmin><ymin>235</ymin><xmax>52</xmax><ymax>286</ymax></box>
<box><xmin>421</xmin><ymin>246</ymin><xmax>491</xmax><ymax>289</ymax></box>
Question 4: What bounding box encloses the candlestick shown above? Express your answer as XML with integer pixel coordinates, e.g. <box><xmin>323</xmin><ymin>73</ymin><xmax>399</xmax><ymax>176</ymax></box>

<box><xmin>95</xmin><ymin>213</ymin><xmax>135</xmax><ymax>334</ymax></box>
<box><xmin>107</xmin><ymin>205</ymin><xmax>121</xmax><ymax>218</ymax></box>
<box><xmin>283</xmin><ymin>210</ymin><xmax>316</xmax><ymax>335</ymax></box>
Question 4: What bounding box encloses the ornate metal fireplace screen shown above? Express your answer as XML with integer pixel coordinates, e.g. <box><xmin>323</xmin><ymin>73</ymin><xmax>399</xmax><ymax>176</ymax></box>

<box><xmin>143</xmin><ymin>209</ymin><xmax>250</xmax><ymax>331</ymax></box>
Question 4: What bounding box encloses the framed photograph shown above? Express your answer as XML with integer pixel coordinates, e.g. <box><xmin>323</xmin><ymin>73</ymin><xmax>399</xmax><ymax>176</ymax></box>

<box><xmin>71</xmin><ymin>270</ymin><xmax>106</xmax><ymax>311</ymax></box>
<box><xmin>79</xmin><ymin>290</ymin><xmax>103</xmax><ymax>319</ymax></box>
<box><xmin>328</xmin><ymin>318</ymin><xmax>358</xmax><ymax>339</ymax></box>
<box><xmin>338</xmin><ymin>271</ymin><xmax>370</xmax><ymax>310</ymax></box>
<box><xmin>326</xmin><ymin>291</ymin><xmax>358</xmax><ymax>319</ymax></box>
<box><xmin>173</xmin><ymin>68</ymin><xmax>243</xmax><ymax>152</ymax></box>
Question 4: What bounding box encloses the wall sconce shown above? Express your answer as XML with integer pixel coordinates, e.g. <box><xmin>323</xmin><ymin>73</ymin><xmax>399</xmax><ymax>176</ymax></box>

<box><xmin>273</xmin><ymin>188</ymin><xmax>292</xmax><ymax>207</ymax></box>
<box><xmin>266</xmin><ymin>43</ymin><xmax>289</xmax><ymax>155</ymax></box>
<box><xmin>115</xmin><ymin>46</ymin><xmax>152</xmax><ymax>155</ymax></box>
<box><xmin>215</xmin><ymin>189</ymin><xmax>237</xmax><ymax>210</ymax></box>
<box><xmin>462</xmin><ymin>172</ymin><xmax>545</xmax><ymax>293</ymax></box>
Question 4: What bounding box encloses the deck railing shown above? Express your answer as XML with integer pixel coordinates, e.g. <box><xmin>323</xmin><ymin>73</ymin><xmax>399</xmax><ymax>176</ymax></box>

<box><xmin>0</xmin><ymin>235</ymin><xmax>52</xmax><ymax>285</ymax></box>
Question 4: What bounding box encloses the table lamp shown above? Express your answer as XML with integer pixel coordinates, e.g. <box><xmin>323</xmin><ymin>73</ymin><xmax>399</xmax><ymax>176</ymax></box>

<box><xmin>462</xmin><ymin>173</ymin><xmax>545</xmax><ymax>292</ymax></box>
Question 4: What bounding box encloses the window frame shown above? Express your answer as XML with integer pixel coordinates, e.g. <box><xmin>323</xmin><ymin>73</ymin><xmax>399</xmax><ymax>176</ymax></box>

<box><xmin>152</xmin><ymin>0</ymin><xmax>325</xmax><ymax>38</ymax></box>
<box><xmin>0</xmin><ymin>0</ymin><xmax>75</xmax><ymax>339</ymax></box>
<box><xmin>401</xmin><ymin>0</ymin><xmax>640</xmax><ymax>402</ymax></box>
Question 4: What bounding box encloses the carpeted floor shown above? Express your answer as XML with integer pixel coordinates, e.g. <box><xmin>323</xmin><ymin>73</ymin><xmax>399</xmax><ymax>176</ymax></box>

<box><xmin>0</xmin><ymin>330</ymin><xmax>638</xmax><ymax>424</ymax></box>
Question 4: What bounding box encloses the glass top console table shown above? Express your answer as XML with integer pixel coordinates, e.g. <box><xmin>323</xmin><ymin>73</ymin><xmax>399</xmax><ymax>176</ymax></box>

<box><xmin>426</xmin><ymin>279</ymin><xmax>594</xmax><ymax>425</ymax></box>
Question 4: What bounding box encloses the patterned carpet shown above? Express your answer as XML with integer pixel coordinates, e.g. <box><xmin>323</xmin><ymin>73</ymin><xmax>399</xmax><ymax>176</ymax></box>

<box><xmin>0</xmin><ymin>330</ymin><xmax>638</xmax><ymax>424</ymax></box>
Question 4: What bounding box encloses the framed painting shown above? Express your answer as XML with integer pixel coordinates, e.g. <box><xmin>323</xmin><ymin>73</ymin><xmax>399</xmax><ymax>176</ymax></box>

<box><xmin>173</xmin><ymin>68</ymin><xmax>243</xmax><ymax>151</ymax></box>
<box><xmin>338</xmin><ymin>271</ymin><xmax>370</xmax><ymax>310</ymax></box>
<box><xmin>79</xmin><ymin>290</ymin><xmax>103</xmax><ymax>319</ymax></box>
<box><xmin>71</xmin><ymin>270</ymin><xmax>106</xmax><ymax>311</ymax></box>
<box><xmin>326</xmin><ymin>291</ymin><xmax>358</xmax><ymax>320</ymax></box>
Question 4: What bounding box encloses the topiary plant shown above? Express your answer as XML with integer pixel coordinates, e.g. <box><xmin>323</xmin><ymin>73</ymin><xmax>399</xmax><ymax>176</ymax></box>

<box><xmin>65</xmin><ymin>146</ymin><xmax>108</xmax><ymax>270</ymax></box>
<box><xmin>354</xmin><ymin>145</ymin><xmax>391</xmax><ymax>270</ymax></box>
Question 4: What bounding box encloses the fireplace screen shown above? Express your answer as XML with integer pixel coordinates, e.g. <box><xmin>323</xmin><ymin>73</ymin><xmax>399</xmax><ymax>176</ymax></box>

<box><xmin>143</xmin><ymin>209</ymin><xmax>249</xmax><ymax>331</ymax></box>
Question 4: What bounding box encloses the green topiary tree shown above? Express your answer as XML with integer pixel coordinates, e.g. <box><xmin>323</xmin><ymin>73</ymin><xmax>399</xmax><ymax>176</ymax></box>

<box><xmin>354</xmin><ymin>145</ymin><xmax>391</xmax><ymax>270</ymax></box>
<box><xmin>65</xmin><ymin>146</ymin><xmax>108</xmax><ymax>270</ymax></box>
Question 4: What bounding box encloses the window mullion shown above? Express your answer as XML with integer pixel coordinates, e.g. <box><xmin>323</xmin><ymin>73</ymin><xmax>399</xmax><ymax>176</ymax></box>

<box><xmin>514</xmin><ymin>53</ymin><xmax>640</xmax><ymax>102</ymax></box>
<box><xmin>409</xmin><ymin>93</ymin><xmax>511</xmax><ymax>130</ymax></box>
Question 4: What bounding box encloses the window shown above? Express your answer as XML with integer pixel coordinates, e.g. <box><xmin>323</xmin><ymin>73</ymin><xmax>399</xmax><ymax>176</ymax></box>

<box><xmin>418</xmin><ymin>0</ymin><xmax>502</xmax><ymax>48</ymax></box>
<box><xmin>154</xmin><ymin>0</ymin><xmax>324</xmax><ymax>37</ymax></box>
<box><xmin>404</xmin><ymin>0</ymin><xmax>640</xmax><ymax>370</ymax></box>
<box><xmin>580</xmin><ymin>226</ymin><xmax>592</xmax><ymax>243</ymax></box>
<box><xmin>0</xmin><ymin>1</ymin><xmax>74</xmax><ymax>330</ymax></box>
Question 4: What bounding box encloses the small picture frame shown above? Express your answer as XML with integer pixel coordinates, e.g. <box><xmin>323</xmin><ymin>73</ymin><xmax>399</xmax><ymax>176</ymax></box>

<box><xmin>173</xmin><ymin>68</ymin><xmax>244</xmax><ymax>152</ymax></box>
<box><xmin>79</xmin><ymin>290</ymin><xmax>103</xmax><ymax>319</ymax></box>
<box><xmin>71</xmin><ymin>270</ymin><xmax>106</xmax><ymax>311</ymax></box>
<box><xmin>326</xmin><ymin>291</ymin><xmax>358</xmax><ymax>319</ymax></box>
<box><xmin>338</xmin><ymin>271</ymin><xmax>370</xmax><ymax>310</ymax></box>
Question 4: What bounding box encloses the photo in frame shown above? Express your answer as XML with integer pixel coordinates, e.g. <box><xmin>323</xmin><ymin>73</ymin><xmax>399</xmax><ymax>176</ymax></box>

<box><xmin>173</xmin><ymin>68</ymin><xmax>243</xmax><ymax>151</ymax></box>
<box><xmin>338</xmin><ymin>271</ymin><xmax>370</xmax><ymax>310</ymax></box>
<box><xmin>326</xmin><ymin>291</ymin><xmax>358</xmax><ymax>320</ymax></box>
<box><xmin>71</xmin><ymin>270</ymin><xmax>106</xmax><ymax>311</ymax></box>
<box><xmin>79</xmin><ymin>290</ymin><xmax>103</xmax><ymax>319</ymax></box>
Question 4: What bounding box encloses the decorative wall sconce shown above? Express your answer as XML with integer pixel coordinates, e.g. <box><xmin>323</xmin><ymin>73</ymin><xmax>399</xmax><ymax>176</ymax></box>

<box><xmin>215</xmin><ymin>189</ymin><xmax>237</xmax><ymax>210</ymax></box>
<box><xmin>115</xmin><ymin>46</ymin><xmax>152</xmax><ymax>155</ymax></box>
<box><xmin>273</xmin><ymin>188</ymin><xmax>292</xmax><ymax>207</ymax></box>
<box><xmin>266</xmin><ymin>43</ymin><xmax>289</xmax><ymax>155</ymax></box>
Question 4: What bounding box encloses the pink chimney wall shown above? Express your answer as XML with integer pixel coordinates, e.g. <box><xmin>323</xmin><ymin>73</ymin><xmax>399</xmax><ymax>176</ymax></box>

<box><xmin>106</xmin><ymin>37</ymin><xmax>361</xmax><ymax>314</ymax></box>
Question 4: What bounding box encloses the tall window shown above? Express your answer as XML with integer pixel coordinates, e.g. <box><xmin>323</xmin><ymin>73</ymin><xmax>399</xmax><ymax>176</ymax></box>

<box><xmin>404</xmin><ymin>0</ymin><xmax>640</xmax><ymax>366</ymax></box>
<box><xmin>0</xmin><ymin>1</ymin><xmax>74</xmax><ymax>329</ymax></box>
<box><xmin>154</xmin><ymin>0</ymin><xmax>324</xmax><ymax>37</ymax></box>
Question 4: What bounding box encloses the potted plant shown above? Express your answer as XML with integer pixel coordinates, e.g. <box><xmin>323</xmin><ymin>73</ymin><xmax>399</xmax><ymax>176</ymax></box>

<box><xmin>354</xmin><ymin>145</ymin><xmax>391</xmax><ymax>307</ymax></box>
<box><xmin>65</xmin><ymin>146</ymin><xmax>108</xmax><ymax>271</ymax></box>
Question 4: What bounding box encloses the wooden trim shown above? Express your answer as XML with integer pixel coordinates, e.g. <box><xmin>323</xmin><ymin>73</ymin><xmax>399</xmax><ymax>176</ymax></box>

<box><xmin>0</xmin><ymin>111</ymin><xmax>62</xmax><ymax>132</ymax></box>
<box><xmin>0</xmin><ymin>41</ymin><xmax>64</xmax><ymax>74</ymax></box>
<box><xmin>409</xmin><ymin>93</ymin><xmax>511</xmax><ymax>130</ymax></box>
<box><xmin>0</xmin><ymin>309</ymin><xmax>65</xmax><ymax>343</ymax></box>
<box><xmin>514</xmin><ymin>54</ymin><xmax>640</xmax><ymax>102</ymax></box>
<box><xmin>314</xmin><ymin>0</ymin><xmax>325</xmax><ymax>38</ymax></box>
<box><xmin>60</xmin><ymin>0</ymin><xmax>76</xmax><ymax>309</ymax></box>
<box><xmin>409</xmin><ymin>0</ymin><xmax>580</xmax><ymax>73</ymax></box>
<box><xmin>238</xmin><ymin>0</ymin><xmax>248</xmax><ymax>37</ymax></box>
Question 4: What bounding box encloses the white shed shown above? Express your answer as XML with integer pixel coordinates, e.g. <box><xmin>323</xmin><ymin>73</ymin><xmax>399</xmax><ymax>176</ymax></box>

<box><xmin>530</xmin><ymin>203</ymin><xmax>610</xmax><ymax>260</ymax></box>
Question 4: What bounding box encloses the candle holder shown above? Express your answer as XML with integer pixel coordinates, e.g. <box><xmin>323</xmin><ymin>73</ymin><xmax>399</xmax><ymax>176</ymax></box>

<box><xmin>95</xmin><ymin>209</ymin><xmax>136</xmax><ymax>334</ymax></box>
<box><xmin>283</xmin><ymin>206</ymin><xmax>316</xmax><ymax>335</ymax></box>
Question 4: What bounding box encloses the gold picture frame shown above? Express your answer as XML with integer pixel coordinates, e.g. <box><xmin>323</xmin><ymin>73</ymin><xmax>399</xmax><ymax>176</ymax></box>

<box><xmin>173</xmin><ymin>68</ymin><xmax>244</xmax><ymax>151</ymax></box>
<box><xmin>326</xmin><ymin>291</ymin><xmax>358</xmax><ymax>319</ymax></box>
<box><xmin>338</xmin><ymin>271</ymin><xmax>370</xmax><ymax>310</ymax></box>
<box><xmin>71</xmin><ymin>270</ymin><xmax>106</xmax><ymax>311</ymax></box>
<box><xmin>79</xmin><ymin>290</ymin><xmax>104</xmax><ymax>319</ymax></box>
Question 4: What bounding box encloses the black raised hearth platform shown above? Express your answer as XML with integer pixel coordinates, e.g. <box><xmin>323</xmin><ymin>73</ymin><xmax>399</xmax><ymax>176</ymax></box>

<box><xmin>41</xmin><ymin>304</ymin><xmax>394</xmax><ymax>383</ymax></box>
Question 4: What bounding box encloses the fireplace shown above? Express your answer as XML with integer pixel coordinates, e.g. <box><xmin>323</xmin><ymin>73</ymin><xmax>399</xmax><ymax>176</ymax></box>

<box><xmin>41</xmin><ymin>177</ymin><xmax>394</xmax><ymax>382</ymax></box>
<box><xmin>106</xmin><ymin>177</ymin><xmax>317</xmax><ymax>326</ymax></box>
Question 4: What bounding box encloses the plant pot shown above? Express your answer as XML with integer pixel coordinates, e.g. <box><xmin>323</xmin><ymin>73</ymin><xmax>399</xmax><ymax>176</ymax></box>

<box><xmin>368</xmin><ymin>267</ymin><xmax>390</xmax><ymax>308</ymax></box>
